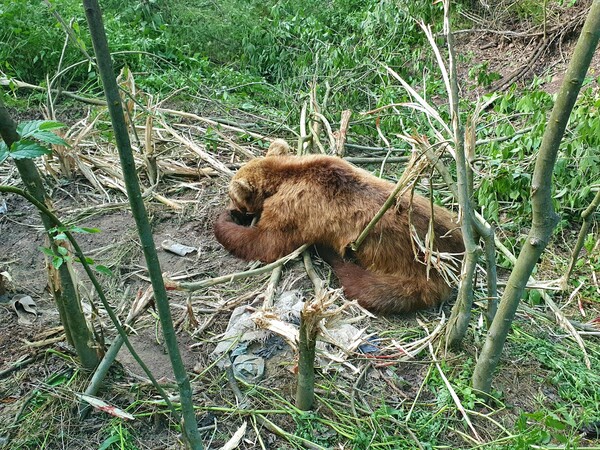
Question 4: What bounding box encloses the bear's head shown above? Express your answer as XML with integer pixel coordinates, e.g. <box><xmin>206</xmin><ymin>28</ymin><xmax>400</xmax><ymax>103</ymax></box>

<box><xmin>228</xmin><ymin>139</ymin><xmax>291</xmax><ymax>215</ymax></box>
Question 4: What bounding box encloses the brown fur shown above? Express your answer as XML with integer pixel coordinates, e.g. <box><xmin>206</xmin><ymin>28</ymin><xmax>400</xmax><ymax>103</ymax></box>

<box><xmin>214</xmin><ymin>142</ymin><xmax>465</xmax><ymax>314</ymax></box>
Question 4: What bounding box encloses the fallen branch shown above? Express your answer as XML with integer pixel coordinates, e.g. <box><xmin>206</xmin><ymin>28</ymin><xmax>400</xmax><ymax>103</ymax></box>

<box><xmin>159</xmin><ymin>119</ymin><xmax>233</xmax><ymax>177</ymax></box>
<box><xmin>0</xmin><ymin>77</ymin><xmax>106</xmax><ymax>105</ymax></box>
<box><xmin>158</xmin><ymin>107</ymin><xmax>271</xmax><ymax>142</ymax></box>
<box><xmin>165</xmin><ymin>245</ymin><xmax>309</xmax><ymax>292</ymax></box>
<box><xmin>352</xmin><ymin>151</ymin><xmax>428</xmax><ymax>251</ymax></box>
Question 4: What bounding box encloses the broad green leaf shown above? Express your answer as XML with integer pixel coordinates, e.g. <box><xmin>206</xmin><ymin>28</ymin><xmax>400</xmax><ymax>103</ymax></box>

<box><xmin>99</xmin><ymin>435</ymin><xmax>121</xmax><ymax>450</ymax></box>
<box><xmin>545</xmin><ymin>416</ymin><xmax>567</xmax><ymax>431</ymax></box>
<box><xmin>54</xmin><ymin>232</ymin><xmax>68</xmax><ymax>241</ymax></box>
<box><xmin>52</xmin><ymin>256</ymin><xmax>64</xmax><ymax>269</ymax></box>
<box><xmin>38</xmin><ymin>121</ymin><xmax>65</xmax><ymax>131</ymax></box>
<box><xmin>57</xmin><ymin>246</ymin><xmax>68</xmax><ymax>256</ymax></box>
<box><xmin>39</xmin><ymin>246</ymin><xmax>56</xmax><ymax>257</ymax></box>
<box><xmin>528</xmin><ymin>289</ymin><xmax>542</xmax><ymax>305</ymax></box>
<box><xmin>31</xmin><ymin>130</ymin><xmax>68</xmax><ymax>146</ymax></box>
<box><xmin>17</xmin><ymin>120</ymin><xmax>45</xmax><ymax>139</ymax></box>
<box><xmin>10</xmin><ymin>140</ymin><xmax>51</xmax><ymax>159</ymax></box>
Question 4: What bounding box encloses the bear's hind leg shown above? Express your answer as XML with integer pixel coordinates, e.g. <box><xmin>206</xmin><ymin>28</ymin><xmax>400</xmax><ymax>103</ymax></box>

<box><xmin>317</xmin><ymin>248</ymin><xmax>452</xmax><ymax>314</ymax></box>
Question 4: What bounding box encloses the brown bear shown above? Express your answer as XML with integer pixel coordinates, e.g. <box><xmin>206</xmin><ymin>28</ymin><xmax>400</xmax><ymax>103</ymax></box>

<box><xmin>213</xmin><ymin>140</ymin><xmax>464</xmax><ymax>314</ymax></box>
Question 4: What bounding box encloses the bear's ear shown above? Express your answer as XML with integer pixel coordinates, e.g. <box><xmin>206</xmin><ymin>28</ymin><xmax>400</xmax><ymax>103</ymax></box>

<box><xmin>266</xmin><ymin>139</ymin><xmax>290</xmax><ymax>157</ymax></box>
<box><xmin>229</xmin><ymin>179</ymin><xmax>254</xmax><ymax>209</ymax></box>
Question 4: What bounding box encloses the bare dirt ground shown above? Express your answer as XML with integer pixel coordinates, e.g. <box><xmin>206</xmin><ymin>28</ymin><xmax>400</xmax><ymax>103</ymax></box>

<box><xmin>1</xmin><ymin>4</ymin><xmax>600</xmax><ymax>448</ymax></box>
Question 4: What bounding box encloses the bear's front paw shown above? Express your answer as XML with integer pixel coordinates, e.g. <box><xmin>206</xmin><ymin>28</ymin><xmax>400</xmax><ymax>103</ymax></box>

<box><xmin>225</xmin><ymin>209</ymin><xmax>256</xmax><ymax>227</ymax></box>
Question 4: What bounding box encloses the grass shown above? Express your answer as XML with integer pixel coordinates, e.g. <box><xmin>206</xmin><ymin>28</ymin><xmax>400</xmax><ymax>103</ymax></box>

<box><xmin>1</xmin><ymin>276</ymin><xmax>599</xmax><ymax>448</ymax></box>
<box><xmin>1</xmin><ymin>0</ymin><xmax>599</xmax><ymax>448</ymax></box>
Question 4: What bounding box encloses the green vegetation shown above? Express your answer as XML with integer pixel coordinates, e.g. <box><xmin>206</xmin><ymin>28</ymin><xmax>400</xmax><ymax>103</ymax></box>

<box><xmin>1</xmin><ymin>0</ymin><xmax>599</xmax><ymax>448</ymax></box>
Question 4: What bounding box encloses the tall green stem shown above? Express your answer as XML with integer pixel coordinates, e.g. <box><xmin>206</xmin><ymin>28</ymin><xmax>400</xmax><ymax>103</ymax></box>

<box><xmin>0</xmin><ymin>185</ymin><xmax>178</xmax><ymax>419</ymax></box>
<box><xmin>443</xmin><ymin>0</ymin><xmax>481</xmax><ymax>348</ymax></box>
<box><xmin>81</xmin><ymin>1</ymin><xmax>203</xmax><ymax>447</ymax></box>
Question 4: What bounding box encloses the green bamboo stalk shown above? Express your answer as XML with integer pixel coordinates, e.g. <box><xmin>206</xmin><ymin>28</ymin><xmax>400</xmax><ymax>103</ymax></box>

<box><xmin>472</xmin><ymin>0</ymin><xmax>600</xmax><ymax>395</ymax></box>
<box><xmin>81</xmin><ymin>1</ymin><xmax>203</xmax><ymax>447</ymax></box>
<box><xmin>0</xmin><ymin>98</ymin><xmax>99</xmax><ymax>370</ymax></box>
<box><xmin>295</xmin><ymin>313</ymin><xmax>317</xmax><ymax>411</ymax></box>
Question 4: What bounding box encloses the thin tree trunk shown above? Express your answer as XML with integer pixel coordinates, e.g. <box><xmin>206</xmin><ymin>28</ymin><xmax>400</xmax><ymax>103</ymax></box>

<box><xmin>443</xmin><ymin>0</ymin><xmax>481</xmax><ymax>348</ymax></box>
<box><xmin>0</xmin><ymin>185</ymin><xmax>179</xmax><ymax>420</ymax></box>
<box><xmin>0</xmin><ymin>98</ymin><xmax>99</xmax><ymax>370</ymax></box>
<box><xmin>82</xmin><ymin>1</ymin><xmax>203</xmax><ymax>447</ymax></box>
<box><xmin>422</xmin><ymin>146</ymin><xmax>498</xmax><ymax>325</ymax></box>
<box><xmin>472</xmin><ymin>0</ymin><xmax>600</xmax><ymax>395</ymax></box>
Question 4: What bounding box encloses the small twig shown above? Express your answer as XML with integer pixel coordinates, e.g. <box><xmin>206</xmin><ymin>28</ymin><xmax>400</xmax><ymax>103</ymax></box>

<box><xmin>158</xmin><ymin>107</ymin><xmax>271</xmax><ymax>142</ymax></box>
<box><xmin>313</xmin><ymin>112</ymin><xmax>336</xmax><ymax>152</ymax></box>
<box><xmin>261</xmin><ymin>266</ymin><xmax>283</xmax><ymax>308</ymax></box>
<box><xmin>0</xmin><ymin>77</ymin><xmax>106</xmax><ymax>105</ymax></box>
<box><xmin>352</xmin><ymin>151</ymin><xmax>428</xmax><ymax>252</ymax></box>
<box><xmin>475</xmin><ymin>126</ymin><xmax>535</xmax><ymax>146</ymax></box>
<box><xmin>298</xmin><ymin>101</ymin><xmax>309</xmax><ymax>155</ymax></box>
<box><xmin>0</xmin><ymin>355</ymin><xmax>43</xmax><ymax>380</ymax></box>
<box><xmin>561</xmin><ymin>187</ymin><xmax>600</xmax><ymax>290</ymax></box>
<box><xmin>43</xmin><ymin>0</ymin><xmax>94</xmax><ymax>61</ymax></box>
<box><xmin>309</xmin><ymin>82</ymin><xmax>323</xmax><ymax>152</ymax></box>
<box><xmin>344</xmin><ymin>156</ymin><xmax>409</xmax><ymax>164</ymax></box>
<box><xmin>302</xmin><ymin>251</ymin><xmax>324</xmax><ymax>296</ymax></box>
<box><xmin>256</xmin><ymin>414</ymin><xmax>327</xmax><ymax>450</ymax></box>
<box><xmin>226</xmin><ymin>365</ymin><xmax>250</xmax><ymax>409</ymax></box>
<box><xmin>159</xmin><ymin>120</ymin><xmax>233</xmax><ymax>177</ymax></box>
<box><xmin>350</xmin><ymin>362</ymin><xmax>371</xmax><ymax>419</ymax></box>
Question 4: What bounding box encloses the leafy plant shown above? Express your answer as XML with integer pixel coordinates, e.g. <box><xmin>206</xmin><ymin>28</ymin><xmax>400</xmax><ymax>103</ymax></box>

<box><xmin>468</xmin><ymin>61</ymin><xmax>501</xmax><ymax>87</ymax></box>
<box><xmin>39</xmin><ymin>225</ymin><xmax>113</xmax><ymax>275</ymax></box>
<box><xmin>475</xmin><ymin>86</ymin><xmax>599</xmax><ymax>228</ymax></box>
<box><xmin>99</xmin><ymin>421</ymin><xmax>140</xmax><ymax>450</ymax></box>
<box><xmin>0</xmin><ymin>120</ymin><xmax>66</xmax><ymax>163</ymax></box>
